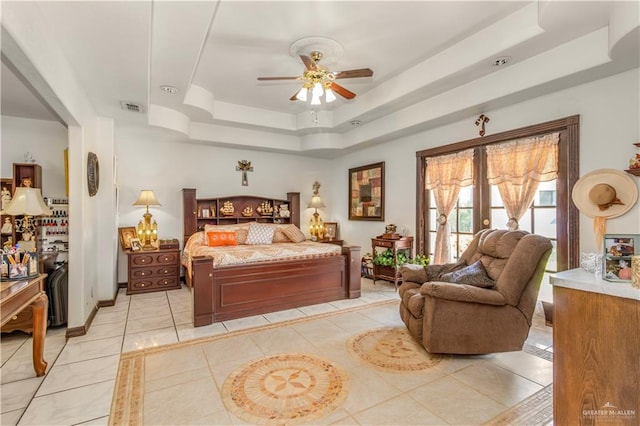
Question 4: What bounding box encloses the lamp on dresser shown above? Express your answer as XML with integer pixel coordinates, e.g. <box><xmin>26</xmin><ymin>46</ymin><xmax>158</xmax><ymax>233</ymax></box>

<box><xmin>308</xmin><ymin>181</ymin><xmax>325</xmax><ymax>241</ymax></box>
<box><xmin>1</xmin><ymin>177</ymin><xmax>51</xmax><ymax>252</ymax></box>
<box><xmin>133</xmin><ymin>190</ymin><xmax>161</xmax><ymax>250</ymax></box>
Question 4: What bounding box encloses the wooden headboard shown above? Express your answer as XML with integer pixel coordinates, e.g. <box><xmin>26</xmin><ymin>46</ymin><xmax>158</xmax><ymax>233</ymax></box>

<box><xmin>181</xmin><ymin>189</ymin><xmax>300</xmax><ymax>243</ymax></box>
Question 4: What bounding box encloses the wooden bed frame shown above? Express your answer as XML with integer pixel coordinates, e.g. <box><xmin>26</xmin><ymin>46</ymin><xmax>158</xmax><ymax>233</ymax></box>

<box><xmin>182</xmin><ymin>189</ymin><xmax>361</xmax><ymax>326</ymax></box>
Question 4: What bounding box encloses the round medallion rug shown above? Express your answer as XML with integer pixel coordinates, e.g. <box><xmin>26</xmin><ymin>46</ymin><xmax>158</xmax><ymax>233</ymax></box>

<box><xmin>221</xmin><ymin>353</ymin><xmax>349</xmax><ymax>425</ymax></box>
<box><xmin>347</xmin><ymin>327</ymin><xmax>447</xmax><ymax>372</ymax></box>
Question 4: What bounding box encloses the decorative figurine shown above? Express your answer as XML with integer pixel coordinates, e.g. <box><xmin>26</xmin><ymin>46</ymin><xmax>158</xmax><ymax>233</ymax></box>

<box><xmin>1</xmin><ymin>186</ymin><xmax>11</xmax><ymax>209</ymax></box>
<box><xmin>220</xmin><ymin>201</ymin><xmax>235</xmax><ymax>216</ymax></box>
<box><xmin>1</xmin><ymin>218</ymin><xmax>12</xmax><ymax>234</ymax></box>
<box><xmin>241</xmin><ymin>206</ymin><xmax>253</xmax><ymax>217</ymax></box>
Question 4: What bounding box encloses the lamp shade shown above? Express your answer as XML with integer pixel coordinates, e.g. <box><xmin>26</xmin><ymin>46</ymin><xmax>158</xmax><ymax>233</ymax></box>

<box><xmin>307</xmin><ymin>195</ymin><xmax>326</xmax><ymax>209</ymax></box>
<box><xmin>1</xmin><ymin>187</ymin><xmax>52</xmax><ymax>216</ymax></box>
<box><xmin>133</xmin><ymin>190</ymin><xmax>161</xmax><ymax>207</ymax></box>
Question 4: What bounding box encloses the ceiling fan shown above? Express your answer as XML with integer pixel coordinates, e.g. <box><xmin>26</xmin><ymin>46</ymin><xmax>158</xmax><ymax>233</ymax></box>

<box><xmin>257</xmin><ymin>51</ymin><xmax>373</xmax><ymax>104</ymax></box>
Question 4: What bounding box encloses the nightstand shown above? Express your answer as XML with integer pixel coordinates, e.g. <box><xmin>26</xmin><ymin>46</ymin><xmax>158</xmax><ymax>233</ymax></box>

<box><xmin>126</xmin><ymin>247</ymin><xmax>181</xmax><ymax>295</ymax></box>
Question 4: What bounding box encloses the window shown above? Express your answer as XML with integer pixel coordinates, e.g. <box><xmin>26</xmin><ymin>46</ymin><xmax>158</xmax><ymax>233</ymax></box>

<box><xmin>416</xmin><ymin>115</ymin><xmax>579</xmax><ymax>273</ymax></box>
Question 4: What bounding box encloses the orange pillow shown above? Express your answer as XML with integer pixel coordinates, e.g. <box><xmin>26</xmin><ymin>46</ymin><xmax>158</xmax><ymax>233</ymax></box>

<box><xmin>207</xmin><ymin>231</ymin><xmax>238</xmax><ymax>247</ymax></box>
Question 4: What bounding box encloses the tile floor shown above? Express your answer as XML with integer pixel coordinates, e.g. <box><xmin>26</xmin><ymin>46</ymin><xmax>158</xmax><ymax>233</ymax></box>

<box><xmin>0</xmin><ymin>278</ymin><xmax>553</xmax><ymax>425</ymax></box>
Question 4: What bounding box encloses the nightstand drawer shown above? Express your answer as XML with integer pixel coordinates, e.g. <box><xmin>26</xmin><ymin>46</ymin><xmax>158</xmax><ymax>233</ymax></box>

<box><xmin>130</xmin><ymin>266</ymin><xmax>178</xmax><ymax>279</ymax></box>
<box><xmin>129</xmin><ymin>277</ymin><xmax>179</xmax><ymax>292</ymax></box>
<box><xmin>154</xmin><ymin>252</ymin><xmax>178</xmax><ymax>265</ymax></box>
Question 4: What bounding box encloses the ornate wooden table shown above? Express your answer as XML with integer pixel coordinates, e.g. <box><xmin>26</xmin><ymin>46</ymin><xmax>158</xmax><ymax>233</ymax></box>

<box><xmin>0</xmin><ymin>274</ymin><xmax>48</xmax><ymax>376</ymax></box>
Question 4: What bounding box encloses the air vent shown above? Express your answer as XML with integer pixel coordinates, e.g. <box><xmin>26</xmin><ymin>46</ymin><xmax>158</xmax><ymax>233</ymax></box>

<box><xmin>120</xmin><ymin>101</ymin><xmax>145</xmax><ymax>113</ymax></box>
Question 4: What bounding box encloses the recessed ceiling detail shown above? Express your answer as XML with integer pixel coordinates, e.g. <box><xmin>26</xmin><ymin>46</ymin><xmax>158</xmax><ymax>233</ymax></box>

<box><xmin>289</xmin><ymin>36</ymin><xmax>344</xmax><ymax>65</ymax></box>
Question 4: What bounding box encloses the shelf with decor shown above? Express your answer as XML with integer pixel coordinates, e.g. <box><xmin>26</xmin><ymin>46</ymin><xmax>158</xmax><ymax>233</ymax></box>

<box><xmin>38</xmin><ymin>198</ymin><xmax>69</xmax><ymax>263</ymax></box>
<box><xmin>1</xmin><ymin>178</ymin><xmax>16</xmax><ymax>249</ymax></box>
<box><xmin>625</xmin><ymin>142</ymin><xmax>640</xmax><ymax>177</ymax></box>
<box><xmin>3</xmin><ymin>164</ymin><xmax>43</xmax><ymax>252</ymax></box>
<box><xmin>182</xmin><ymin>189</ymin><xmax>300</xmax><ymax>243</ymax></box>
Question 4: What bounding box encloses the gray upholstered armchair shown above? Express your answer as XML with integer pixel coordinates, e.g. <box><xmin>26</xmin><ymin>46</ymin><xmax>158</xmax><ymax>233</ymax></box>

<box><xmin>399</xmin><ymin>229</ymin><xmax>552</xmax><ymax>355</ymax></box>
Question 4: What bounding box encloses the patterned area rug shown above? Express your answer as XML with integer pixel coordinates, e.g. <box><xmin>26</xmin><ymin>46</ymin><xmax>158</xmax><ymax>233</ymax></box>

<box><xmin>221</xmin><ymin>353</ymin><xmax>349</xmax><ymax>425</ymax></box>
<box><xmin>347</xmin><ymin>327</ymin><xmax>448</xmax><ymax>372</ymax></box>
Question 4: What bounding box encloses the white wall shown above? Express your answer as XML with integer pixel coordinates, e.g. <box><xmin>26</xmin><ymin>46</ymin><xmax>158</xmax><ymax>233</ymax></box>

<box><xmin>3</xmin><ymin>2</ymin><xmax>117</xmax><ymax>328</ymax></box>
<box><xmin>114</xmin><ymin>124</ymin><xmax>334</xmax><ymax>282</ymax></box>
<box><xmin>332</xmin><ymin>68</ymin><xmax>640</xmax><ymax>255</ymax></box>
<box><xmin>1</xmin><ymin>116</ymin><xmax>67</xmax><ymax>197</ymax></box>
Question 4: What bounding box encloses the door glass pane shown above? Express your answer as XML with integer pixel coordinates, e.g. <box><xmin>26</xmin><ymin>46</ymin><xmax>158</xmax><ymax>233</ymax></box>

<box><xmin>491</xmin><ymin>186</ymin><xmax>504</xmax><ymax>207</ymax></box>
<box><xmin>491</xmin><ymin>208</ymin><xmax>509</xmax><ymax>229</ymax></box>
<box><xmin>534</xmin><ymin>208</ymin><xmax>557</xmax><ymax>238</ymax></box>
<box><xmin>458</xmin><ymin>186</ymin><xmax>473</xmax><ymax>207</ymax></box>
<box><xmin>458</xmin><ymin>208</ymin><xmax>473</xmax><ymax>233</ymax></box>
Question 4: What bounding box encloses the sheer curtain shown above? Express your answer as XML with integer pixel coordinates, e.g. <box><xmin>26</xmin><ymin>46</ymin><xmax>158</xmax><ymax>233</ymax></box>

<box><xmin>425</xmin><ymin>149</ymin><xmax>474</xmax><ymax>264</ymax></box>
<box><xmin>486</xmin><ymin>133</ymin><xmax>559</xmax><ymax>230</ymax></box>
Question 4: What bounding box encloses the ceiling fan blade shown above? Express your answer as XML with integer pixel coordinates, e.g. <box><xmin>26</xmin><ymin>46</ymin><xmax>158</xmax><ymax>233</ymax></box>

<box><xmin>330</xmin><ymin>82</ymin><xmax>356</xmax><ymax>99</ymax></box>
<box><xmin>300</xmin><ymin>55</ymin><xmax>317</xmax><ymax>71</ymax></box>
<box><xmin>334</xmin><ymin>68</ymin><xmax>374</xmax><ymax>79</ymax></box>
<box><xmin>257</xmin><ymin>76</ymin><xmax>299</xmax><ymax>81</ymax></box>
<box><xmin>289</xmin><ymin>91</ymin><xmax>300</xmax><ymax>101</ymax></box>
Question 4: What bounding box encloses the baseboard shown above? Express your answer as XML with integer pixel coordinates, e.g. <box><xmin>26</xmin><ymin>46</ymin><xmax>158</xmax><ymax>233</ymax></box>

<box><xmin>118</xmin><ymin>282</ymin><xmax>127</xmax><ymax>288</ymax></box>
<box><xmin>65</xmin><ymin>303</ymin><xmax>99</xmax><ymax>338</ymax></box>
<box><xmin>97</xmin><ymin>286</ymin><xmax>121</xmax><ymax>307</ymax></box>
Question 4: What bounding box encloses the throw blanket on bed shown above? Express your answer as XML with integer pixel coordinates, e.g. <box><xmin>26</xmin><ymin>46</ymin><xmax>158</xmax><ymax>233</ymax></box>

<box><xmin>182</xmin><ymin>230</ymin><xmax>341</xmax><ymax>277</ymax></box>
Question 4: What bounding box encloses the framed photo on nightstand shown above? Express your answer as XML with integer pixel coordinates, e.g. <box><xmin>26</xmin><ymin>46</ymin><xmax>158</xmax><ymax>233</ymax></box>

<box><xmin>130</xmin><ymin>238</ymin><xmax>142</xmax><ymax>252</ymax></box>
<box><xmin>324</xmin><ymin>222</ymin><xmax>338</xmax><ymax>240</ymax></box>
<box><xmin>118</xmin><ymin>226</ymin><xmax>137</xmax><ymax>250</ymax></box>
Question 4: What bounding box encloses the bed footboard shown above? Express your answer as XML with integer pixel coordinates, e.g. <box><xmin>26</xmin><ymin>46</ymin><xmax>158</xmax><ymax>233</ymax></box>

<box><xmin>191</xmin><ymin>246</ymin><xmax>361</xmax><ymax>327</ymax></box>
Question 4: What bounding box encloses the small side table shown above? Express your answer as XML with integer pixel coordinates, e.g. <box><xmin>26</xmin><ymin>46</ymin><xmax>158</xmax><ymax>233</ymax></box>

<box><xmin>127</xmin><ymin>247</ymin><xmax>181</xmax><ymax>295</ymax></box>
<box><xmin>371</xmin><ymin>236</ymin><xmax>413</xmax><ymax>289</ymax></box>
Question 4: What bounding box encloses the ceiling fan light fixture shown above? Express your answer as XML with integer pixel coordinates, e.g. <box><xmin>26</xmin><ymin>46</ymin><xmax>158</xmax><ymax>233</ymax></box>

<box><xmin>295</xmin><ymin>86</ymin><xmax>308</xmax><ymax>101</ymax></box>
<box><xmin>312</xmin><ymin>82</ymin><xmax>324</xmax><ymax>97</ymax></box>
<box><xmin>325</xmin><ymin>88</ymin><xmax>337</xmax><ymax>103</ymax></box>
<box><xmin>310</xmin><ymin>93</ymin><xmax>321</xmax><ymax>105</ymax></box>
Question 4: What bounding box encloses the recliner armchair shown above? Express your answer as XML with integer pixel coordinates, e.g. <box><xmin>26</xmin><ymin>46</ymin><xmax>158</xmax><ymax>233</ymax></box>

<box><xmin>399</xmin><ymin>229</ymin><xmax>552</xmax><ymax>355</ymax></box>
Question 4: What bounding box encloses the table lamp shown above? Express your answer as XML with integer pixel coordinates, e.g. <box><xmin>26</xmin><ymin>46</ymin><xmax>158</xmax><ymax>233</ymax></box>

<box><xmin>1</xmin><ymin>178</ymin><xmax>52</xmax><ymax>252</ymax></box>
<box><xmin>308</xmin><ymin>181</ymin><xmax>326</xmax><ymax>240</ymax></box>
<box><xmin>133</xmin><ymin>190</ymin><xmax>161</xmax><ymax>250</ymax></box>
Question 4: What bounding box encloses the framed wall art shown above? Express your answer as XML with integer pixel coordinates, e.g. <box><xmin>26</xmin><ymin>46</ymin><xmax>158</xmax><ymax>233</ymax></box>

<box><xmin>118</xmin><ymin>226</ymin><xmax>137</xmax><ymax>250</ymax></box>
<box><xmin>602</xmin><ymin>234</ymin><xmax>639</xmax><ymax>282</ymax></box>
<box><xmin>349</xmin><ymin>162</ymin><xmax>385</xmax><ymax>221</ymax></box>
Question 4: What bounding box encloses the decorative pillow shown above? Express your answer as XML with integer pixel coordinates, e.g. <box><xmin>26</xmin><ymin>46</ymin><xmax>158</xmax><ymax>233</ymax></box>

<box><xmin>437</xmin><ymin>260</ymin><xmax>495</xmax><ymax>288</ymax></box>
<box><xmin>281</xmin><ymin>224</ymin><xmax>306</xmax><ymax>243</ymax></box>
<box><xmin>272</xmin><ymin>226</ymin><xmax>290</xmax><ymax>243</ymax></box>
<box><xmin>207</xmin><ymin>231</ymin><xmax>238</xmax><ymax>247</ymax></box>
<box><xmin>245</xmin><ymin>222</ymin><xmax>275</xmax><ymax>245</ymax></box>
<box><xmin>235</xmin><ymin>228</ymin><xmax>248</xmax><ymax>245</ymax></box>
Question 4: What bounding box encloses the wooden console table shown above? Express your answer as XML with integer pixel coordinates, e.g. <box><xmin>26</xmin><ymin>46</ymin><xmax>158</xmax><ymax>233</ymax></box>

<box><xmin>0</xmin><ymin>274</ymin><xmax>48</xmax><ymax>376</ymax></box>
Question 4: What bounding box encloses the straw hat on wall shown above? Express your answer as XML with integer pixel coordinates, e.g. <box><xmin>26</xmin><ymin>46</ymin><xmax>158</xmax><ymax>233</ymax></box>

<box><xmin>572</xmin><ymin>168</ymin><xmax>638</xmax><ymax>244</ymax></box>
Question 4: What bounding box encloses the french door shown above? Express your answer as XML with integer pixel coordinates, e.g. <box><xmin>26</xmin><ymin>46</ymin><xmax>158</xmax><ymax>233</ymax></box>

<box><xmin>416</xmin><ymin>115</ymin><xmax>580</xmax><ymax>274</ymax></box>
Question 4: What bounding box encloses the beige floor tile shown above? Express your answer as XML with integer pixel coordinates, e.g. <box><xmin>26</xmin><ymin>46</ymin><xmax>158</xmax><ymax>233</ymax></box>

<box><xmin>298</xmin><ymin>302</ymin><xmax>339</xmax><ymax>316</ymax></box>
<box><xmin>126</xmin><ymin>303</ymin><xmax>172</xmax><ymax>320</ymax></box>
<box><xmin>92</xmin><ymin>309</ymin><xmax>129</xmax><ymax>326</ymax></box>
<box><xmin>37</xmin><ymin>354</ymin><xmax>119</xmax><ymax>396</ymax></box>
<box><xmin>293</xmin><ymin>318</ymin><xmax>352</xmax><ymax>347</ymax></box>
<box><xmin>144</xmin><ymin>344</ymin><xmax>208</xmax><ymax>382</ymax></box>
<box><xmin>171</xmin><ymin>309</ymin><xmax>192</xmax><ymax>326</ymax></box>
<box><xmin>412</xmin><ymin>375</ymin><xmax>507</xmax><ymax>425</ymax></box>
<box><xmin>75</xmin><ymin>415</ymin><xmax>109</xmax><ymax>425</ymax></box>
<box><xmin>201</xmin><ymin>335</ymin><xmax>264</xmax><ymax>373</ymax></box>
<box><xmin>145</xmin><ymin>366</ymin><xmax>213</xmax><ymax>394</ymax></box>
<box><xmin>55</xmin><ymin>335</ymin><xmax>123</xmax><ymax>365</ymax></box>
<box><xmin>341</xmin><ymin>367</ymin><xmax>404</xmax><ymax>415</ymax></box>
<box><xmin>222</xmin><ymin>314</ymin><xmax>270</xmax><ymax>332</ymax></box>
<box><xmin>263</xmin><ymin>307</ymin><xmax>307</xmax><ymax>323</ymax></box>
<box><xmin>247</xmin><ymin>325</ymin><xmax>309</xmax><ymax>355</ymax></box>
<box><xmin>0</xmin><ymin>334</ymin><xmax>28</xmax><ymax>364</ymax></box>
<box><xmin>122</xmin><ymin>326</ymin><xmax>178</xmax><ymax>352</ymax></box>
<box><xmin>452</xmin><ymin>361</ymin><xmax>543</xmax><ymax>406</ymax></box>
<box><xmin>144</xmin><ymin>375</ymin><xmax>224</xmax><ymax>425</ymax></box>
<box><xmin>168</xmin><ymin>299</ymin><xmax>191</xmax><ymax>313</ymax></box>
<box><xmin>19</xmin><ymin>380</ymin><xmax>115</xmax><ymax>425</ymax></box>
<box><xmin>354</xmin><ymin>394</ymin><xmax>448</xmax><ymax>425</ymax></box>
<box><xmin>490</xmin><ymin>351</ymin><xmax>553</xmax><ymax>386</ymax></box>
<box><xmin>0</xmin><ymin>409</ymin><xmax>23</xmax><ymax>426</ymax></box>
<box><xmin>71</xmin><ymin>320</ymin><xmax>126</xmax><ymax>343</ymax></box>
<box><xmin>325</xmin><ymin>310</ymin><xmax>388</xmax><ymax>333</ymax></box>
<box><xmin>125</xmin><ymin>311</ymin><xmax>175</xmax><ymax>334</ymax></box>
<box><xmin>176</xmin><ymin>321</ymin><xmax>228</xmax><ymax>342</ymax></box>
<box><xmin>0</xmin><ymin>376</ymin><xmax>43</xmax><ymax>413</ymax></box>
